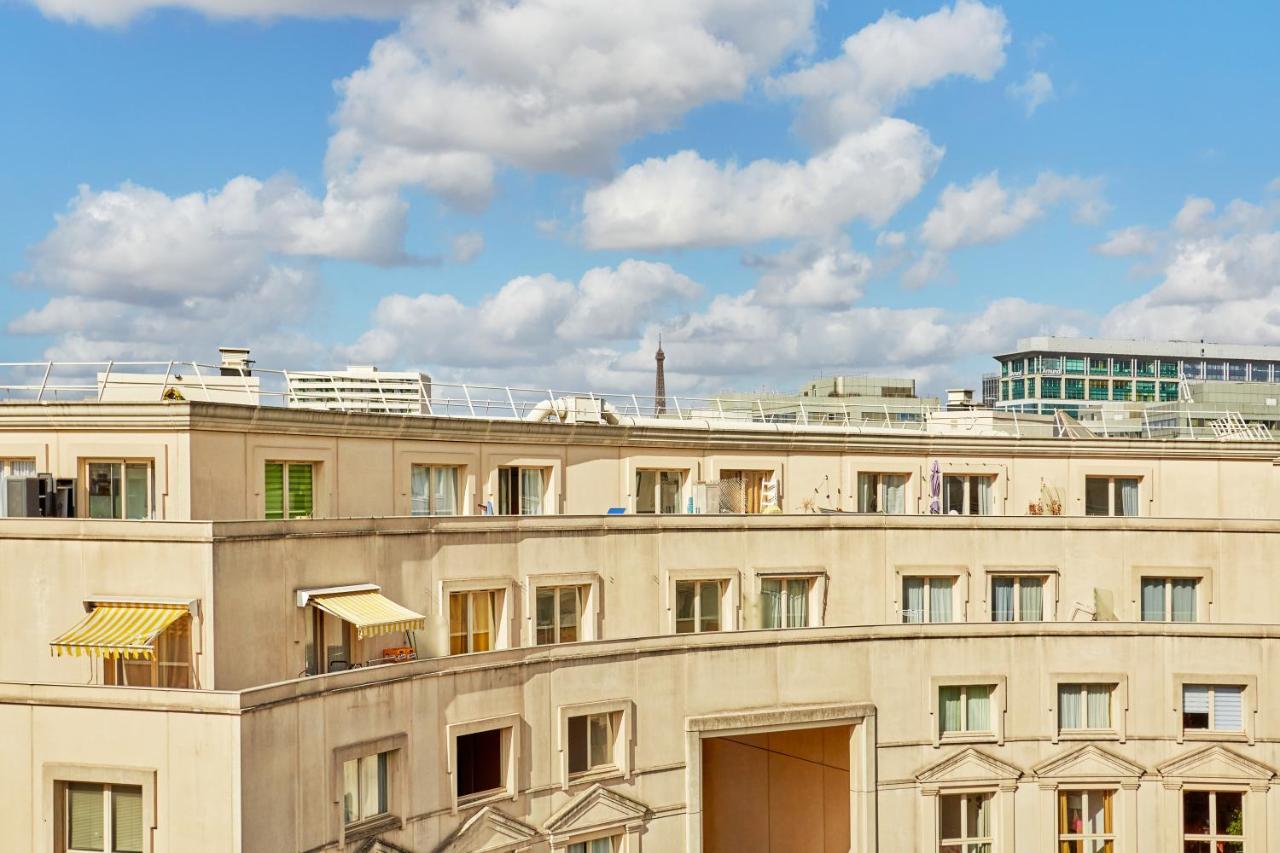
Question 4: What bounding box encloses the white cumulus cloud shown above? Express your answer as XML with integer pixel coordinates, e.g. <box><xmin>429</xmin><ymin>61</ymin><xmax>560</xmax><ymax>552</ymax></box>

<box><xmin>1093</xmin><ymin>226</ymin><xmax>1158</xmax><ymax>257</ymax></box>
<box><xmin>1006</xmin><ymin>70</ymin><xmax>1055</xmax><ymax>116</ymax></box>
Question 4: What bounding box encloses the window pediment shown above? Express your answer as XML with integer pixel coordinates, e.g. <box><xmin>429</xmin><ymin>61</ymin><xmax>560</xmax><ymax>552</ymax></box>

<box><xmin>915</xmin><ymin>747</ymin><xmax>1023</xmax><ymax>790</ymax></box>
<box><xmin>441</xmin><ymin>805</ymin><xmax>540</xmax><ymax>852</ymax></box>
<box><xmin>1156</xmin><ymin>744</ymin><xmax>1276</xmax><ymax>784</ymax></box>
<box><xmin>543</xmin><ymin>783</ymin><xmax>649</xmax><ymax>842</ymax></box>
<box><xmin>1032</xmin><ymin>744</ymin><xmax>1146</xmax><ymax>782</ymax></box>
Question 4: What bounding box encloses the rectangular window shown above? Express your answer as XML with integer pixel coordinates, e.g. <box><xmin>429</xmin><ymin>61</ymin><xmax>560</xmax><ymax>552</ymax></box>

<box><xmin>1111</xmin><ymin>380</ymin><xmax>1131</xmax><ymax>401</ymax></box>
<box><xmin>1025</xmin><ymin>356</ymin><xmax>1039</xmax><ymax>373</ymax></box>
<box><xmin>636</xmin><ymin>469</ymin><xmax>684</xmax><ymax>514</ymax></box>
<box><xmin>1183</xmin><ymin>361</ymin><xmax>1203</xmax><ymax>379</ymax></box>
<box><xmin>1089</xmin><ymin>357</ymin><xmax>1110</xmax><ymax>376</ymax></box>
<box><xmin>1089</xmin><ymin>380</ymin><xmax>1109</xmax><ymax>401</ymax></box>
<box><xmin>1065</xmin><ymin>357</ymin><xmax>1086</xmax><ymax>375</ymax></box>
<box><xmin>342</xmin><ymin>751</ymin><xmax>389</xmax><ymax>827</ymax></box>
<box><xmin>86</xmin><ymin>461</ymin><xmax>151</xmax><ymax>520</ymax></box>
<box><xmin>1011</xmin><ymin>359</ymin><xmax>1024</xmax><ymax>374</ymax></box>
<box><xmin>857</xmin><ymin>472</ymin><xmax>907</xmax><ymax>513</ymax></box>
<box><xmin>1084</xmin><ymin>477</ymin><xmax>1140</xmax><ymax>517</ymax></box>
<box><xmin>1160</xmin><ymin>360</ymin><xmax>1180</xmax><ymax>378</ymax></box>
<box><xmin>990</xmin><ymin>576</ymin><xmax>1044</xmax><ymax>622</ymax></box>
<box><xmin>999</xmin><ymin>380</ymin><xmax>1008</xmax><ymax>401</ymax></box>
<box><xmin>675</xmin><ymin>580</ymin><xmax>722</xmax><ymax>634</ymax></box>
<box><xmin>567</xmin><ymin>711</ymin><xmax>620</xmax><ymax>777</ymax></box>
<box><xmin>456</xmin><ymin>728</ymin><xmax>504</xmax><ymax>800</ymax></box>
<box><xmin>1011</xmin><ymin>379</ymin><xmax>1024</xmax><ymax>400</ymax></box>
<box><xmin>1136</xmin><ymin>358</ymin><xmax>1155</xmax><ymax>377</ymax></box>
<box><xmin>1251</xmin><ymin>363</ymin><xmax>1271</xmax><ymax>382</ymax></box>
<box><xmin>902</xmin><ymin>577</ymin><xmax>955</xmax><ymax>624</ymax></box>
<box><xmin>1206</xmin><ymin>362</ymin><xmax>1225</xmax><ymax>381</ymax></box>
<box><xmin>1136</xmin><ymin>381</ymin><xmax>1156</xmax><ymax>402</ymax></box>
<box><xmin>1041</xmin><ymin>377</ymin><xmax>1061</xmax><ymax>399</ymax></box>
<box><xmin>305</xmin><ymin>606</ymin><xmax>355</xmax><ymax>675</ymax></box>
<box><xmin>410</xmin><ymin>465</ymin><xmax>459</xmax><ymax>516</ymax></box>
<box><xmin>1001</xmin><ymin>362</ymin><xmax>1009</xmax><ymax>377</ymax></box>
<box><xmin>938</xmin><ymin>792</ymin><xmax>992</xmax><ymax>852</ymax></box>
<box><xmin>1228</xmin><ymin>361</ymin><xmax>1248</xmax><ymax>382</ymax></box>
<box><xmin>1058</xmin><ymin>684</ymin><xmax>1113</xmax><ymax>732</ymax></box>
<box><xmin>1065</xmin><ymin>379</ymin><xmax>1085</xmax><ymax>400</ymax></box>
<box><xmin>760</xmin><ymin>578</ymin><xmax>810</xmax><ymax>629</ymax></box>
<box><xmin>498</xmin><ymin>467</ymin><xmax>545</xmax><ymax>515</ymax></box>
<box><xmin>1140</xmin><ymin>578</ymin><xmax>1198</xmax><ymax>622</ymax></box>
<box><xmin>1058</xmin><ymin>790</ymin><xmax>1113</xmax><ymax>852</ymax></box>
<box><xmin>449</xmin><ymin>590</ymin><xmax>498</xmax><ymax>654</ymax></box>
<box><xmin>1112</xmin><ymin>358</ymin><xmax>1132</xmax><ymax>377</ymax></box>
<box><xmin>942</xmin><ymin>474</ymin><xmax>995</xmax><ymax>515</ymax></box>
<box><xmin>1042</xmin><ymin>356</ymin><xmax>1062</xmax><ymax>373</ymax></box>
<box><xmin>568</xmin><ymin>838</ymin><xmax>618</xmax><ymax>853</ymax></box>
<box><xmin>264</xmin><ymin>462</ymin><xmax>314</xmax><ymax>520</ymax></box>
<box><xmin>1183</xmin><ymin>790</ymin><xmax>1244</xmax><ymax>849</ymax></box>
<box><xmin>1183</xmin><ymin>684</ymin><xmax>1243</xmax><ymax>733</ymax></box>
<box><xmin>104</xmin><ymin>612</ymin><xmax>193</xmax><ymax>689</ymax></box>
<box><xmin>938</xmin><ymin>685</ymin><xmax>993</xmax><ymax>736</ymax></box>
<box><xmin>1160</xmin><ymin>382</ymin><xmax>1181</xmax><ymax>402</ymax></box>
<box><xmin>718</xmin><ymin>469</ymin><xmax>773</xmax><ymax>514</ymax></box>
<box><xmin>62</xmin><ymin>781</ymin><xmax>144</xmax><ymax>853</ymax></box>
<box><xmin>535</xmin><ymin>586</ymin><xmax>582</xmax><ymax>645</ymax></box>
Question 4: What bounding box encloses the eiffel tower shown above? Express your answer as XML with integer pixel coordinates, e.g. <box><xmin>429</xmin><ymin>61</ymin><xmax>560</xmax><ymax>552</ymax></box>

<box><xmin>654</xmin><ymin>335</ymin><xmax>667</xmax><ymax>415</ymax></box>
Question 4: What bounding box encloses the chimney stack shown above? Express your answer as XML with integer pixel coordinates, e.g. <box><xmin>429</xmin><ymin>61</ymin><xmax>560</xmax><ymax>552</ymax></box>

<box><xmin>219</xmin><ymin>346</ymin><xmax>254</xmax><ymax>377</ymax></box>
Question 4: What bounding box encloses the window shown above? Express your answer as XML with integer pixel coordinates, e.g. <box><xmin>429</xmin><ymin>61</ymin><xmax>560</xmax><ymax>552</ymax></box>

<box><xmin>104</xmin><ymin>613</ymin><xmax>192</xmax><ymax>688</ymax></box>
<box><xmin>675</xmin><ymin>580</ymin><xmax>721</xmax><ymax>634</ymax></box>
<box><xmin>1183</xmin><ymin>361</ymin><xmax>1203</xmax><ymax>379</ymax></box>
<box><xmin>1058</xmin><ymin>684</ymin><xmax>1113</xmax><ymax>732</ymax></box>
<box><xmin>1111</xmin><ymin>380</ymin><xmax>1131</xmax><ymax>401</ymax></box>
<box><xmin>1136</xmin><ymin>381</ymin><xmax>1156</xmax><ymax>402</ymax></box>
<box><xmin>1065</xmin><ymin>357</ymin><xmax>1086</xmax><ymax>375</ymax></box>
<box><xmin>1250</xmin><ymin>363</ymin><xmax>1271</xmax><ymax>382</ymax></box>
<box><xmin>1089</xmin><ymin>380</ymin><xmax>1109</xmax><ymax>401</ymax></box>
<box><xmin>342</xmin><ymin>752</ymin><xmax>388</xmax><ymax>827</ymax></box>
<box><xmin>938</xmin><ymin>792</ymin><xmax>992</xmax><ymax>852</ymax></box>
<box><xmin>449</xmin><ymin>590</ymin><xmax>498</xmax><ymax>654</ymax></box>
<box><xmin>456</xmin><ymin>728</ymin><xmax>505</xmax><ymax>800</ymax></box>
<box><xmin>264</xmin><ymin>462</ymin><xmax>313</xmax><ymax>519</ymax></box>
<box><xmin>497</xmin><ymin>466</ymin><xmax>545</xmax><ymax>515</ymax></box>
<box><xmin>1205</xmin><ymin>362</ymin><xmax>1225</xmax><ymax>381</ymax></box>
<box><xmin>1000</xmin><ymin>381</ymin><xmax>1008</xmax><ymax>401</ymax></box>
<box><xmin>636</xmin><ymin>469</ymin><xmax>683</xmax><ymax>514</ymax></box>
<box><xmin>1011</xmin><ymin>359</ymin><xmax>1024</xmax><ymax>374</ymax></box>
<box><xmin>857</xmin><ymin>472</ymin><xmax>907</xmax><ymax>513</ymax></box>
<box><xmin>305</xmin><ymin>606</ymin><xmax>356</xmax><ymax>674</ymax></box>
<box><xmin>568</xmin><ymin>711</ymin><xmax>620</xmax><ymax>778</ymax></box>
<box><xmin>410</xmin><ymin>465</ymin><xmax>459</xmax><ymax>516</ymax></box>
<box><xmin>1065</xmin><ymin>378</ymin><xmax>1085</xmax><ymax>400</ymax></box>
<box><xmin>1183</xmin><ymin>790</ymin><xmax>1244</xmax><ymax>850</ymax></box>
<box><xmin>1160</xmin><ymin>360</ymin><xmax>1180</xmax><ymax>378</ymax></box>
<box><xmin>1011</xmin><ymin>379</ymin><xmax>1024</xmax><ymax>400</ymax></box>
<box><xmin>61</xmin><ymin>782</ymin><xmax>144</xmax><ymax>853</ymax></box>
<box><xmin>1041</xmin><ymin>377</ymin><xmax>1061</xmax><ymax>399</ymax></box>
<box><xmin>1085</xmin><ymin>477</ymin><xmax>1139</xmax><ymax>517</ymax></box>
<box><xmin>938</xmin><ymin>685</ymin><xmax>993</xmax><ymax>736</ymax></box>
<box><xmin>760</xmin><ymin>578</ymin><xmax>809</xmax><ymax>628</ymax></box>
<box><xmin>990</xmin><ymin>576</ymin><xmax>1043</xmax><ymax>622</ymax></box>
<box><xmin>1228</xmin><ymin>361</ymin><xmax>1248</xmax><ymax>382</ymax></box>
<box><xmin>569</xmin><ymin>839</ymin><xmax>618</xmax><ymax>853</ymax></box>
<box><xmin>1058</xmin><ymin>790</ymin><xmax>1113</xmax><ymax>852</ymax></box>
<box><xmin>942</xmin><ymin>475</ymin><xmax>994</xmax><ymax>515</ymax></box>
<box><xmin>1112</xmin><ymin>358</ymin><xmax>1132</xmax><ymax>377</ymax></box>
<box><xmin>86</xmin><ymin>462</ymin><xmax>151</xmax><ymax>520</ymax></box>
<box><xmin>1141</xmin><ymin>578</ymin><xmax>1197</xmax><ymax>622</ymax></box>
<box><xmin>718</xmin><ymin>469</ymin><xmax>773</xmax><ymax>514</ymax></box>
<box><xmin>902</xmin><ymin>577</ymin><xmax>955</xmax><ymax>623</ymax></box>
<box><xmin>1160</xmin><ymin>382</ymin><xmax>1181</xmax><ymax>402</ymax></box>
<box><xmin>1088</xmin><ymin>357</ymin><xmax>1109</xmax><ymax>376</ymax></box>
<box><xmin>535</xmin><ymin>586</ymin><xmax>582</xmax><ymax>645</ymax></box>
<box><xmin>1183</xmin><ymin>685</ymin><xmax>1243</xmax><ymax>733</ymax></box>
<box><xmin>1136</xmin><ymin>358</ymin><xmax>1156</xmax><ymax>377</ymax></box>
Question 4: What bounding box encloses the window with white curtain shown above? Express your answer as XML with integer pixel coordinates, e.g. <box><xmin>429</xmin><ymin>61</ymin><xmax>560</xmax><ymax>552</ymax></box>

<box><xmin>938</xmin><ymin>792</ymin><xmax>992</xmax><ymax>852</ymax></box>
<box><xmin>942</xmin><ymin>474</ymin><xmax>995</xmax><ymax>515</ymax></box>
<box><xmin>938</xmin><ymin>684</ymin><xmax>993</xmax><ymax>736</ymax></box>
<box><xmin>497</xmin><ymin>466</ymin><xmax>546</xmax><ymax>515</ymax></box>
<box><xmin>902</xmin><ymin>576</ymin><xmax>956</xmax><ymax>623</ymax></box>
<box><xmin>760</xmin><ymin>578</ymin><xmax>810</xmax><ymax>628</ymax></box>
<box><xmin>1057</xmin><ymin>683</ymin><xmax>1113</xmax><ymax>732</ymax></box>
<box><xmin>568</xmin><ymin>838</ymin><xmax>618</xmax><ymax>853</ymax></box>
<box><xmin>410</xmin><ymin>465</ymin><xmax>459</xmax><ymax>515</ymax></box>
<box><xmin>61</xmin><ymin>781</ymin><xmax>143</xmax><ymax>853</ymax></box>
<box><xmin>857</xmin><ymin>472</ymin><xmax>907</xmax><ymax>513</ymax></box>
<box><xmin>990</xmin><ymin>576</ymin><xmax>1044</xmax><ymax>622</ymax></box>
<box><xmin>1140</xmin><ymin>577</ymin><xmax>1198</xmax><ymax>622</ymax></box>
<box><xmin>342</xmin><ymin>751</ymin><xmax>389</xmax><ymax>827</ymax></box>
<box><xmin>1084</xmin><ymin>476</ymin><xmax>1140</xmax><ymax>516</ymax></box>
<box><xmin>1182</xmin><ymin>684</ymin><xmax>1244</xmax><ymax>733</ymax></box>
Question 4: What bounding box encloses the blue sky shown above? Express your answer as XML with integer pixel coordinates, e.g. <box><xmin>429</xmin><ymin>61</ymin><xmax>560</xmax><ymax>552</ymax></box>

<box><xmin>2</xmin><ymin>0</ymin><xmax>1279</xmax><ymax>396</ymax></box>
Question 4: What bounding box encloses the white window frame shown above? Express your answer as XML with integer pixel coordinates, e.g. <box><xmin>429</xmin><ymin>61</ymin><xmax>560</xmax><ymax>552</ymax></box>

<box><xmin>856</xmin><ymin>471</ymin><xmax>910</xmax><ymax>513</ymax></box>
<box><xmin>1130</xmin><ymin>567</ymin><xmax>1211</xmax><ymax>623</ymax></box>
<box><xmin>1056</xmin><ymin>683</ymin><xmax>1115</xmax><ymax>735</ymax></box>
<box><xmin>930</xmin><ymin>676</ymin><xmax>1006</xmax><ymax>747</ymax></box>
<box><xmin>45</xmin><ymin>766</ymin><xmax>157</xmax><ymax>853</ymax></box>
<box><xmin>634</xmin><ymin>468</ymin><xmax>686</xmax><ymax>514</ymax></box>
<box><xmin>936</xmin><ymin>791</ymin><xmax>995</xmax><ymax>852</ymax></box>
<box><xmin>1138</xmin><ymin>576</ymin><xmax>1199</xmax><ymax>623</ymax></box>
<box><xmin>525</xmin><ymin>573</ymin><xmax>601</xmax><ymax>646</ymax></box>
<box><xmin>341</xmin><ymin>751</ymin><xmax>389</xmax><ymax>828</ymax></box>
<box><xmin>1056</xmin><ymin>789</ymin><xmax>1116</xmax><ymax>850</ymax></box>
<box><xmin>60</xmin><ymin>781</ymin><xmax>145</xmax><ymax>853</ymax></box>
<box><xmin>439</xmin><ymin>578</ymin><xmax>516</xmax><ymax>656</ymax></box>
<box><xmin>83</xmin><ymin>459</ymin><xmax>153</xmax><ymax>520</ymax></box>
<box><xmin>900</xmin><ymin>575</ymin><xmax>958</xmax><ymax>624</ymax></box>
<box><xmin>1181</xmin><ymin>789</ymin><xmax>1247</xmax><ymax>850</ymax></box>
<box><xmin>534</xmin><ymin>584</ymin><xmax>586</xmax><ymax>646</ymax></box>
<box><xmin>673</xmin><ymin>579</ymin><xmax>725</xmax><ymax>634</ymax></box>
<box><xmin>755</xmin><ymin>570</ymin><xmax>825</xmax><ymax>629</ymax></box>
<box><xmin>1172</xmin><ymin>674</ymin><xmax>1256</xmax><ymax>744</ymax></box>
<box><xmin>497</xmin><ymin>465</ymin><xmax>549</xmax><ymax>515</ymax></box>
<box><xmin>263</xmin><ymin>459</ymin><xmax>317</xmax><ymax>520</ymax></box>
<box><xmin>941</xmin><ymin>473</ymin><xmax>997</xmax><ymax>516</ymax></box>
<box><xmin>449</xmin><ymin>589</ymin><xmax>497</xmax><ymax>655</ymax></box>
<box><xmin>664</xmin><ymin>569</ymin><xmax>739</xmax><ymax>634</ymax></box>
<box><xmin>893</xmin><ymin>567</ymin><xmax>967</xmax><ymax>624</ymax></box>
<box><xmin>566</xmin><ymin>835</ymin><xmax>622</xmax><ymax>853</ymax></box>
<box><xmin>446</xmin><ymin>714</ymin><xmax>521</xmax><ymax>813</ymax></box>
<box><xmin>557</xmin><ymin>699</ymin><xmax>633</xmax><ymax>790</ymax></box>
<box><xmin>1083</xmin><ymin>475</ymin><xmax>1142</xmax><ymax>517</ymax></box>
<box><xmin>987</xmin><ymin>573</ymin><xmax>1050</xmax><ymax>622</ymax></box>
<box><xmin>409</xmin><ymin>464</ymin><xmax>461</xmax><ymax>516</ymax></box>
<box><xmin>333</xmin><ymin>734</ymin><xmax>406</xmax><ymax>845</ymax></box>
<box><xmin>1049</xmin><ymin>674</ymin><xmax>1128</xmax><ymax>744</ymax></box>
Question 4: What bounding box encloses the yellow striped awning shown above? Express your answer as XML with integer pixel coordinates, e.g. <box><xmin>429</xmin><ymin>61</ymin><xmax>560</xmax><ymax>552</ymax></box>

<box><xmin>50</xmin><ymin>602</ymin><xmax>188</xmax><ymax>659</ymax></box>
<box><xmin>311</xmin><ymin>591</ymin><xmax>426</xmax><ymax>640</ymax></box>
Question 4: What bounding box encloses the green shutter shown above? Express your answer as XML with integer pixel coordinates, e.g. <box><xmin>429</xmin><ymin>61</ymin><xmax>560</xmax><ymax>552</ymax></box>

<box><xmin>264</xmin><ymin>463</ymin><xmax>284</xmax><ymax>520</ymax></box>
<box><xmin>287</xmin><ymin>464</ymin><xmax>313</xmax><ymax>519</ymax></box>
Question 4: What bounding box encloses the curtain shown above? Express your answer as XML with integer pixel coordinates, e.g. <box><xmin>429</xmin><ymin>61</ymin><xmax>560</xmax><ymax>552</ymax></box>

<box><xmin>929</xmin><ymin>578</ymin><xmax>954</xmax><ymax>623</ymax></box>
<box><xmin>761</xmin><ymin>580</ymin><xmax>781</xmax><ymax>629</ymax></box>
<box><xmin>410</xmin><ymin>466</ymin><xmax>429</xmax><ymax>516</ymax></box>
<box><xmin>857</xmin><ymin>473</ymin><xmax>874</xmax><ymax>512</ymax></box>
<box><xmin>1213</xmin><ymin>686</ymin><xmax>1243</xmax><ymax>731</ymax></box>
<box><xmin>1140</xmin><ymin>579</ymin><xmax>1165</xmax><ymax>621</ymax></box>
<box><xmin>520</xmin><ymin>468</ymin><xmax>544</xmax><ymax>515</ymax></box>
<box><xmin>1087</xmin><ymin>685</ymin><xmax>1111</xmax><ymax>728</ymax></box>
<box><xmin>969</xmin><ymin>793</ymin><xmax>991</xmax><ymax>835</ymax></box>
<box><xmin>471</xmin><ymin>592</ymin><xmax>493</xmax><ymax>652</ymax></box>
<box><xmin>992</xmin><ymin>578</ymin><xmax>1014</xmax><ymax>622</ymax></box>
<box><xmin>939</xmin><ymin>686</ymin><xmax>962</xmax><ymax>733</ymax></box>
<box><xmin>966</xmin><ymin>686</ymin><xmax>991</xmax><ymax>731</ymax></box>
<box><xmin>342</xmin><ymin>759</ymin><xmax>359</xmax><ymax>824</ymax></box>
<box><xmin>1118</xmin><ymin>478</ymin><xmax>1139</xmax><ymax>516</ymax></box>
<box><xmin>943</xmin><ymin>475</ymin><xmax>963</xmax><ymax>514</ymax></box>
<box><xmin>786</xmin><ymin>578</ymin><xmax>809</xmax><ymax>627</ymax></box>
<box><xmin>903</xmin><ymin>577</ymin><xmax>925</xmax><ymax>623</ymax></box>
<box><xmin>885</xmin><ymin>475</ymin><xmax>906</xmax><ymax>514</ymax></box>
<box><xmin>124</xmin><ymin>463</ymin><xmax>149</xmax><ymax>520</ymax></box>
<box><xmin>1019</xmin><ymin>577</ymin><xmax>1044</xmax><ymax>622</ymax></box>
<box><xmin>432</xmin><ymin>467</ymin><xmax>458</xmax><ymax>515</ymax></box>
<box><xmin>1058</xmin><ymin>686</ymin><xmax>1082</xmax><ymax>729</ymax></box>
<box><xmin>1171</xmin><ymin>579</ymin><xmax>1196</xmax><ymax>622</ymax></box>
<box><xmin>975</xmin><ymin>476</ymin><xmax>992</xmax><ymax>515</ymax></box>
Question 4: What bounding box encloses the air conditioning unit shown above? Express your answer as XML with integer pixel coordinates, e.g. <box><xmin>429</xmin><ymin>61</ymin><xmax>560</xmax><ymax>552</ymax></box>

<box><xmin>567</xmin><ymin>396</ymin><xmax>604</xmax><ymax>424</ymax></box>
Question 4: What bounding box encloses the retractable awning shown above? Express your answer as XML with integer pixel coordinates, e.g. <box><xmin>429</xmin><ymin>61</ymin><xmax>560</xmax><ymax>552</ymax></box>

<box><xmin>50</xmin><ymin>602</ymin><xmax>189</xmax><ymax>659</ymax></box>
<box><xmin>308</xmin><ymin>589</ymin><xmax>426</xmax><ymax>640</ymax></box>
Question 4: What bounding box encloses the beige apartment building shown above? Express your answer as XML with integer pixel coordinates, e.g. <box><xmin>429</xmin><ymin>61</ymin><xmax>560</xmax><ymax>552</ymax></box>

<box><xmin>4</xmin><ymin>396</ymin><xmax>1280</xmax><ymax>851</ymax></box>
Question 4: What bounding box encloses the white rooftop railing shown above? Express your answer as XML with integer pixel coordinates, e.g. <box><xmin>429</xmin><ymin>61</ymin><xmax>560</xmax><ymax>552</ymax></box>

<box><xmin>0</xmin><ymin>360</ymin><xmax>1273</xmax><ymax>440</ymax></box>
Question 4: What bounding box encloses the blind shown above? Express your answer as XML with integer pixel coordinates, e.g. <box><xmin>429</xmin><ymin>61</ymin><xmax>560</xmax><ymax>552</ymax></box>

<box><xmin>264</xmin><ymin>463</ymin><xmax>284</xmax><ymax>520</ymax></box>
<box><xmin>287</xmin><ymin>463</ymin><xmax>313</xmax><ymax>519</ymax></box>
<box><xmin>112</xmin><ymin>785</ymin><xmax>144</xmax><ymax>853</ymax></box>
<box><xmin>67</xmin><ymin>783</ymin><xmax>104</xmax><ymax>851</ymax></box>
<box><xmin>1183</xmin><ymin>684</ymin><xmax>1210</xmax><ymax>713</ymax></box>
<box><xmin>1213</xmin><ymin>686</ymin><xmax>1243</xmax><ymax>731</ymax></box>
